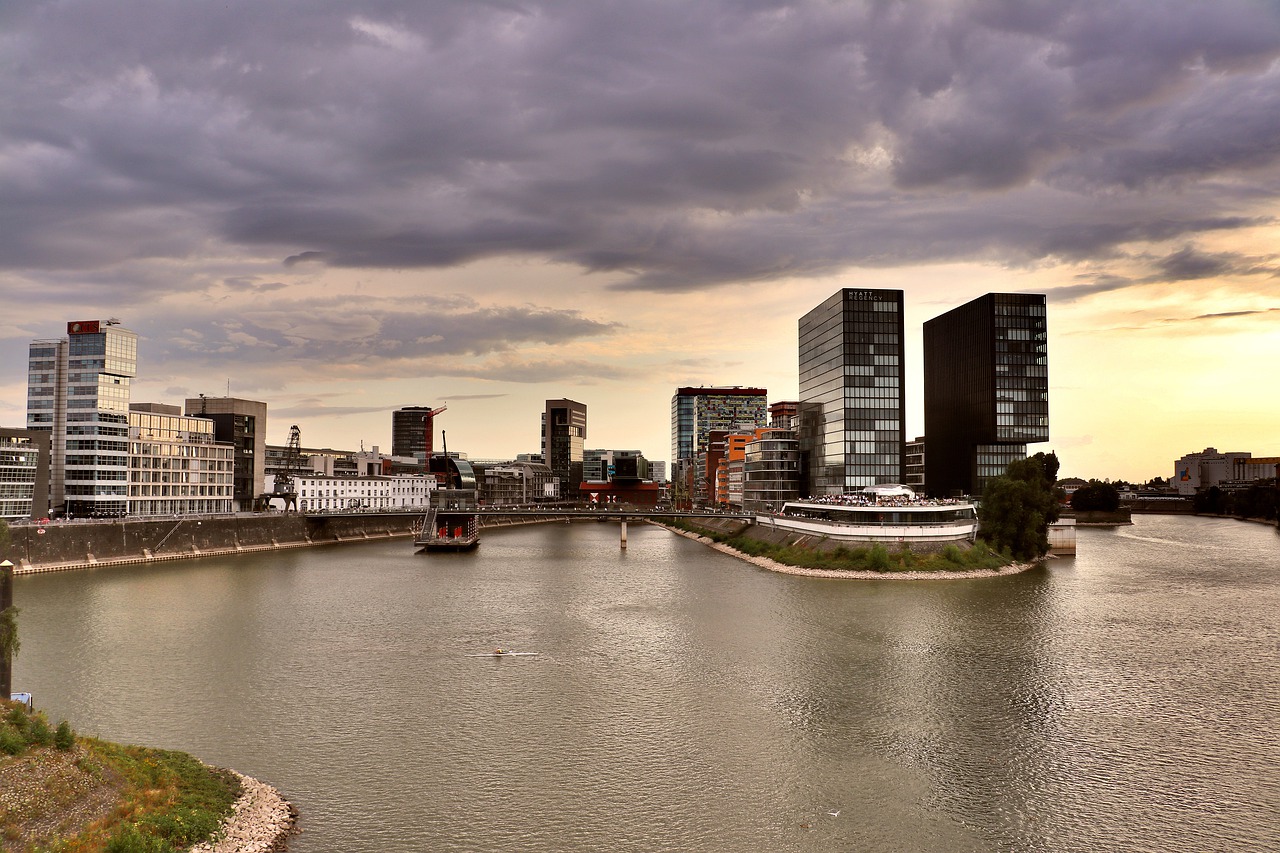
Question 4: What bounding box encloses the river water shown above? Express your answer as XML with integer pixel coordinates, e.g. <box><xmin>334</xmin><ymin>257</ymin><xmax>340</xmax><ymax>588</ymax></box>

<box><xmin>13</xmin><ymin>515</ymin><xmax>1280</xmax><ymax>852</ymax></box>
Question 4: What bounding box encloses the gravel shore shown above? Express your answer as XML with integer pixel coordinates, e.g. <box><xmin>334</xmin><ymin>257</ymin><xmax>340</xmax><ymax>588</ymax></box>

<box><xmin>190</xmin><ymin>771</ymin><xmax>297</xmax><ymax>853</ymax></box>
<box><xmin>664</xmin><ymin>525</ymin><xmax>1038</xmax><ymax>580</ymax></box>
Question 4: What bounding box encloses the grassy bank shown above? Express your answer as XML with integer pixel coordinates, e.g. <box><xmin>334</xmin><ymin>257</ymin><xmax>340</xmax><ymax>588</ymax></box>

<box><xmin>662</xmin><ymin>518</ymin><xmax>1013</xmax><ymax>574</ymax></box>
<box><xmin>0</xmin><ymin>701</ymin><xmax>240</xmax><ymax>853</ymax></box>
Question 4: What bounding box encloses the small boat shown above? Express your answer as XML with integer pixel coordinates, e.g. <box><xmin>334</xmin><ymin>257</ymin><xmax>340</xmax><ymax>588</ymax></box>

<box><xmin>466</xmin><ymin>649</ymin><xmax>539</xmax><ymax>657</ymax></box>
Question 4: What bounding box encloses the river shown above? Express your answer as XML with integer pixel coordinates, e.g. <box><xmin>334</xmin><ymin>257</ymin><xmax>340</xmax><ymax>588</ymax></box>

<box><xmin>13</xmin><ymin>515</ymin><xmax>1280</xmax><ymax>852</ymax></box>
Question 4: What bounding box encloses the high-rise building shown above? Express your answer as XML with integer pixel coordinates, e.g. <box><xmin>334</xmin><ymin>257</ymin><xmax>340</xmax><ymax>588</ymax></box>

<box><xmin>27</xmin><ymin>320</ymin><xmax>137</xmax><ymax>517</ymax></box>
<box><xmin>798</xmin><ymin>289</ymin><xmax>906</xmax><ymax>496</ymax></box>
<box><xmin>542</xmin><ymin>399</ymin><xmax>586</xmax><ymax>501</ymax></box>
<box><xmin>392</xmin><ymin>406</ymin><xmax>446</xmax><ymax>461</ymax></box>
<box><xmin>923</xmin><ymin>292</ymin><xmax>1049</xmax><ymax>496</ymax></box>
<box><xmin>184</xmin><ymin>396</ymin><xmax>267</xmax><ymax>511</ymax></box>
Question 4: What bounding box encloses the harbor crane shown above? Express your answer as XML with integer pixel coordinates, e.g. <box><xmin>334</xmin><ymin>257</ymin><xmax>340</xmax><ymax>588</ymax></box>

<box><xmin>272</xmin><ymin>425</ymin><xmax>303</xmax><ymax>511</ymax></box>
<box><xmin>422</xmin><ymin>405</ymin><xmax>447</xmax><ymax>463</ymax></box>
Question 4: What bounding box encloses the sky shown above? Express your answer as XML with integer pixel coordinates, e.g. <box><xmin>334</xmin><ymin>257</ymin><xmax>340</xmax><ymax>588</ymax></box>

<box><xmin>2</xmin><ymin>0</ymin><xmax>1278</xmax><ymax>483</ymax></box>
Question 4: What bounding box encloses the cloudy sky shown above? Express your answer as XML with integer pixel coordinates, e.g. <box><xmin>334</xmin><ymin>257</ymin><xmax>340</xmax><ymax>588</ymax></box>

<box><xmin>2</xmin><ymin>0</ymin><xmax>1278</xmax><ymax>481</ymax></box>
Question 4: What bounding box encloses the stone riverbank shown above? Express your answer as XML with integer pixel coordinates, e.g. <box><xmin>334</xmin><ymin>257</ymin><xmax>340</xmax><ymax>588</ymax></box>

<box><xmin>190</xmin><ymin>771</ymin><xmax>298</xmax><ymax>853</ymax></box>
<box><xmin>657</xmin><ymin>522</ymin><xmax>1040</xmax><ymax>580</ymax></box>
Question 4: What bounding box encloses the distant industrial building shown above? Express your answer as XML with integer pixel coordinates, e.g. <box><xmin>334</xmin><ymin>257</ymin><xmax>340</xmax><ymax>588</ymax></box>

<box><xmin>542</xmin><ymin>399</ymin><xmax>587</xmax><ymax>501</ymax></box>
<box><xmin>924</xmin><ymin>293</ymin><xmax>1049</xmax><ymax>496</ymax></box>
<box><xmin>1174</xmin><ymin>448</ymin><xmax>1279</xmax><ymax>495</ymax></box>
<box><xmin>799</xmin><ymin>288</ymin><xmax>906</xmax><ymax>496</ymax></box>
<box><xmin>0</xmin><ymin>428</ymin><xmax>50</xmax><ymax>521</ymax></box>
<box><xmin>27</xmin><ymin>319</ymin><xmax>137</xmax><ymax>517</ymax></box>
<box><xmin>184</xmin><ymin>396</ymin><xmax>267</xmax><ymax>511</ymax></box>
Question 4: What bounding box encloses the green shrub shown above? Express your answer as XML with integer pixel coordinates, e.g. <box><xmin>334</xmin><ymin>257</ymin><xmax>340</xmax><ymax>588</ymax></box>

<box><xmin>55</xmin><ymin>719</ymin><xmax>76</xmax><ymax>750</ymax></box>
<box><xmin>27</xmin><ymin>715</ymin><xmax>53</xmax><ymax>747</ymax></box>
<box><xmin>105</xmin><ymin>824</ymin><xmax>176</xmax><ymax>853</ymax></box>
<box><xmin>866</xmin><ymin>544</ymin><xmax>892</xmax><ymax>571</ymax></box>
<box><xmin>6</xmin><ymin>705</ymin><xmax>28</xmax><ymax>730</ymax></box>
<box><xmin>0</xmin><ymin>725</ymin><xmax>25</xmax><ymax>755</ymax></box>
<box><xmin>941</xmin><ymin>544</ymin><xmax>965</xmax><ymax>565</ymax></box>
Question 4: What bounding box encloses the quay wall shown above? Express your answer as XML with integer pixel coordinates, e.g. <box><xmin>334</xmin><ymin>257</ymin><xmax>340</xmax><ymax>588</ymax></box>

<box><xmin>6</xmin><ymin>514</ymin><xmax>422</xmax><ymax>574</ymax></box>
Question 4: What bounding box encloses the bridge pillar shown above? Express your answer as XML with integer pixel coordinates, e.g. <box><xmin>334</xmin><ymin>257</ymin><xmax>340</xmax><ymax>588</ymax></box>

<box><xmin>620</xmin><ymin>519</ymin><xmax>627</xmax><ymax>550</ymax></box>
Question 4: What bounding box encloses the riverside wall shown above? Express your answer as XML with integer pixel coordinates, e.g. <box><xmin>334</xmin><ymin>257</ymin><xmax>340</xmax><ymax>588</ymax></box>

<box><xmin>6</xmin><ymin>513</ymin><xmax>422</xmax><ymax>574</ymax></box>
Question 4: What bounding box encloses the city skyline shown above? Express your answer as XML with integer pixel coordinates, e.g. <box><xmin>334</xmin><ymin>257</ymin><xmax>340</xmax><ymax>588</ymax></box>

<box><xmin>3</xmin><ymin>2</ymin><xmax>1278</xmax><ymax>482</ymax></box>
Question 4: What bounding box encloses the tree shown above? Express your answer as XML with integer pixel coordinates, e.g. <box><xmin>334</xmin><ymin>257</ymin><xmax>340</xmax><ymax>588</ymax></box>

<box><xmin>978</xmin><ymin>452</ymin><xmax>1061</xmax><ymax>562</ymax></box>
<box><xmin>1071</xmin><ymin>480</ymin><xmax>1121</xmax><ymax>512</ymax></box>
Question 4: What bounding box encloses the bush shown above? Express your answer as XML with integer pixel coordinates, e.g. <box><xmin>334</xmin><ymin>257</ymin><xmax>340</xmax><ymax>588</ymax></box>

<box><xmin>55</xmin><ymin>719</ymin><xmax>76</xmax><ymax>750</ymax></box>
<box><xmin>866</xmin><ymin>544</ymin><xmax>892</xmax><ymax>571</ymax></box>
<box><xmin>105</xmin><ymin>824</ymin><xmax>176</xmax><ymax>853</ymax></box>
<box><xmin>0</xmin><ymin>726</ymin><xmax>25</xmax><ymax>755</ymax></box>
<box><xmin>27</xmin><ymin>715</ymin><xmax>53</xmax><ymax>747</ymax></box>
<box><xmin>941</xmin><ymin>544</ymin><xmax>965</xmax><ymax>565</ymax></box>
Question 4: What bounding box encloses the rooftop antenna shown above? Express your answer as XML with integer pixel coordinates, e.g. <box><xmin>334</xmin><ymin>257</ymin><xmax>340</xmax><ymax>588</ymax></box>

<box><xmin>226</xmin><ymin>378</ymin><xmax>231</xmax><ymax>397</ymax></box>
<box><xmin>105</xmin><ymin>317</ymin><xmax>121</xmax><ymax>325</ymax></box>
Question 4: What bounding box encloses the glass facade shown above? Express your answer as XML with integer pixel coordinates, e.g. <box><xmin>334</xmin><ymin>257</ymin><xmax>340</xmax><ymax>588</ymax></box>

<box><xmin>0</xmin><ymin>432</ymin><xmax>46</xmax><ymax>521</ymax></box>
<box><xmin>923</xmin><ymin>293</ymin><xmax>1049</xmax><ymax>496</ymax></box>
<box><xmin>27</xmin><ymin>323</ymin><xmax>138</xmax><ymax>517</ymax></box>
<box><xmin>742</xmin><ymin>429</ymin><xmax>800</xmax><ymax>512</ymax></box>
<box><xmin>798</xmin><ymin>289</ymin><xmax>906</xmax><ymax>496</ymax></box>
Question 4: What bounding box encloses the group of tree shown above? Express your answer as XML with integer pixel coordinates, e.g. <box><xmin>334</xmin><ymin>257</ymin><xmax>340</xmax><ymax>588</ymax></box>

<box><xmin>1193</xmin><ymin>483</ymin><xmax>1280</xmax><ymax>521</ymax></box>
<box><xmin>978</xmin><ymin>451</ymin><xmax>1062</xmax><ymax>562</ymax></box>
<box><xmin>1069</xmin><ymin>480</ymin><xmax>1121</xmax><ymax>512</ymax></box>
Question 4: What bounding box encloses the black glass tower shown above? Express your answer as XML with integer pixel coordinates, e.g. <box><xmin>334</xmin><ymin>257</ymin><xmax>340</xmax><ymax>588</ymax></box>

<box><xmin>923</xmin><ymin>293</ymin><xmax>1049</xmax><ymax>496</ymax></box>
<box><xmin>798</xmin><ymin>288</ymin><xmax>906</xmax><ymax>496</ymax></box>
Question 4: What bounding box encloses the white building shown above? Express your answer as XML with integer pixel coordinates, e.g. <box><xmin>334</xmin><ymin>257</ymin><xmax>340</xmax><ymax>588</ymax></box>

<box><xmin>128</xmin><ymin>404</ymin><xmax>235</xmax><ymax>516</ymax></box>
<box><xmin>274</xmin><ymin>473</ymin><xmax>436</xmax><ymax>513</ymax></box>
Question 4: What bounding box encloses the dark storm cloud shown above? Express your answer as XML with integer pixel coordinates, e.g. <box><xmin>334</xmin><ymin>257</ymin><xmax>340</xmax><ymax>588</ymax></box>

<box><xmin>129</xmin><ymin>296</ymin><xmax>621</xmax><ymax>386</ymax></box>
<box><xmin>3</xmin><ymin>0</ymin><xmax>1280</xmax><ymax>290</ymax></box>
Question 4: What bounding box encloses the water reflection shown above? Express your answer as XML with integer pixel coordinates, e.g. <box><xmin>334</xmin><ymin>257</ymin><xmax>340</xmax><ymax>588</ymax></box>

<box><xmin>12</xmin><ymin>516</ymin><xmax>1280</xmax><ymax>852</ymax></box>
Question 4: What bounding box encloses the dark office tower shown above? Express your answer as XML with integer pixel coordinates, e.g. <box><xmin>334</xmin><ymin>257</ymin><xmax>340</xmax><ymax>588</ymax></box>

<box><xmin>798</xmin><ymin>288</ymin><xmax>906</xmax><ymax>496</ymax></box>
<box><xmin>392</xmin><ymin>407</ymin><xmax>439</xmax><ymax>459</ymax></box>
<box><xmin>923</xmin><ymin>293</ymin><xmax>1049</xmax><ymax>497</ymax></box>
<box><xmin>542</xmin><ymin>399</ymin><xmax>587</xmax><ymax>501</ymax></box>
<box><xmin>184</xmin><ymin>396</ymin><xmax>268</xmax><ymax>512</ymax></box>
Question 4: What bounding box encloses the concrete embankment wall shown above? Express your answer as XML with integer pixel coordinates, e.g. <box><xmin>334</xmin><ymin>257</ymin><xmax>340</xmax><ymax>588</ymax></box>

<box><xmin>7</xmin><ymin>514</ymin><xmax>422</xmax><ymax>574</ymax></box>
<box><xmin>5</xmin><ymin>512</ymin><xmax>585</xmax><ymax>574</ymax></box>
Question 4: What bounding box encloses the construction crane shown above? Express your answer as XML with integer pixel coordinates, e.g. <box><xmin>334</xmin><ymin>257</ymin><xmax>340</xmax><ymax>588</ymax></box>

<box><xmin>422</xmin><ymin>405</ymin><xmax>447</xmax><ymax>463</ymax></box>
<box><xmin>272</xmin><ymin>425</ymin><xmax>303</xmax><ymax>511</ymax></box>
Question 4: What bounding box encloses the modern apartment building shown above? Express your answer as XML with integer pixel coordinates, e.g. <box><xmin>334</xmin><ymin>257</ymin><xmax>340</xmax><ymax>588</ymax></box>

<box><xmin>128</xmin><ymin>404</ymin><xmax>235</xmax><ymax>516</ymax></box>
<box><xmin>670</xmin><ymin>387</ymin><xmax>767</xmax><ymax>505</ymax></box>
<box><xmin>184</xmin><ymin>396</ymin><xmax>267</xmax><ymax>511</ymax></box>
<box><xmin>742</xmin><ymin>427</ymin><xmax>799</xmax><ymax>512</ymax></box>
<box><xmin>27</xmin><ymin>320</ymin><xmax>138</xmax><ymax>517</ymax></box>
<box><xmin>0</xmin><ymin>428</ymin><xmax>50</xmax><ymax>521</ymax></box>
<box><xmin>798</xmin><ymin>289</ymin><xmax>906</xmax><ymax>496</ymax></box>
<box><xmin>923</xmin><ymin>293</ymin><xmax>1049</xmax><ymax>496</ymax></box>
<box><xmin>542</xmin><ymin>399</ymin><xmax>586</xmax><ymax>501</ymax></box>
